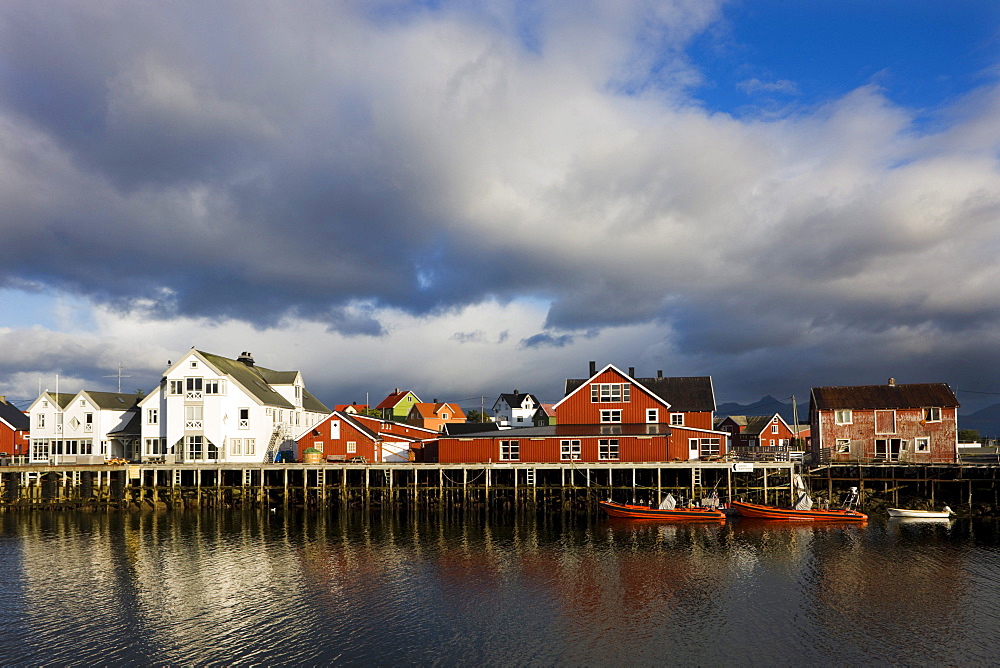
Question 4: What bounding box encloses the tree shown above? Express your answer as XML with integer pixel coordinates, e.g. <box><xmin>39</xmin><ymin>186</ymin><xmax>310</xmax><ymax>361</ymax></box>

<box><xmin>958</xmin><ymin>429</ymin><xmax>980</xmax><ymax>443</ymax></box>
<box><xmin>466</xmin><ymin>409</ymin><xmax>490</xmax><ymax>423</ymax></box>
<box><xmin>359</xmin><ymin>408</ymin><xmax>381</xmax><ymax>418</ymax></box>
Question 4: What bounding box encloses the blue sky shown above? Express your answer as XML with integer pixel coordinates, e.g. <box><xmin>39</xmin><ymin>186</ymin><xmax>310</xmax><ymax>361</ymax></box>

<box><xmin>0</xmin><ymin>1</ymin><xmax>998</xmax><ymax>415</ymax></box>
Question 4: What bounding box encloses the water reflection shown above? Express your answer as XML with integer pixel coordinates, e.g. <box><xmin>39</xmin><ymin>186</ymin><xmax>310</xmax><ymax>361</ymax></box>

<box><xmin>1</xmin><ymin>510</ymin><xmax>999</xmax><ymax>665</ymax></box>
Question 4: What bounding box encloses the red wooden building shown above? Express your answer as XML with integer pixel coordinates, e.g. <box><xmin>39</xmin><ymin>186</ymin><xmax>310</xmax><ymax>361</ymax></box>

<box><xmin>809</xmin><ymin>379</ymin><xmax>959</xmax><ymax>464</ymax></box>
<box><xmin>0</xmin><ymin>396</ymin><xmax>29</xmax><ymax>458</ymax></box>
<box><xmin>297</xmin><ymin>411</ymin><xmax>438</xmax><ymax>462</ymax></box>
<box><xmin>427</xmin><ymin>363</ymin><xmax>727</xmax><ymax>464</ymax></box>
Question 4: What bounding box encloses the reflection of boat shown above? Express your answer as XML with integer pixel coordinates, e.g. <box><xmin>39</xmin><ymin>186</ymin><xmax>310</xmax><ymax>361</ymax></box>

<box><xmin>887</xmin><ymin>506</ymin><xmax>953</xmax><ymax>518</ymax></box>
<box><xmin>732</xmin><ymin>480</ymin><xmax>868</xmax><ymax>522</ymax></box>
<box><xmin>599</xmin><ymin>499</ymin><xmax>725</xmax><ymax>521</ymax></box>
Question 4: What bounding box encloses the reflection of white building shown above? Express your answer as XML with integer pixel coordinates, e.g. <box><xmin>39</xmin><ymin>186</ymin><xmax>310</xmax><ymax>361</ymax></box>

<box><xmin>28</xmin><ymin>390</ymin><xmax>142</xmax><ymax>463</ymax></box>
<box><xmin>139</xmin><ymin>349</ymin><xmax>329</xmax><ymax>463</ymax></box>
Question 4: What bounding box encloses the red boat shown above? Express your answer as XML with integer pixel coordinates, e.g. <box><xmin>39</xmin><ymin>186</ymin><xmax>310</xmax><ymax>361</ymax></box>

<box><xmin>599</xmin><ymin>500</ymin><xmax>725</xmax><ymax>521</ymax></box>
<box><xmin>730</xmin><ymin>500</ymin><xmax>867</xmax><ymax>522</ymax></box>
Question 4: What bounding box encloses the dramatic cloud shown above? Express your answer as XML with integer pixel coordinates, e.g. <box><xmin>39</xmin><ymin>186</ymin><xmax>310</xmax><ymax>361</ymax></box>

<box><xmin>0</xmin><ymin>1</ymin><xmax>998</xmax><ymax>410</ymax></box>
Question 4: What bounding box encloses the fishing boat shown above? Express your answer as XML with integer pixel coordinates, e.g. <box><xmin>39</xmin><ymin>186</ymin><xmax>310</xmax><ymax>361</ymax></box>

<box><xmin>731</xmin><ymin>480</ymin><xmax>868</xmax><ymax>522</ymax></box>
<box><xmin>599</xmin><ymin>494</ymin><xmax>725</xmax><ymax>521</ymax></box>
<box><xmin>887</xmin><ymin>506</ymin><xmax>953</xmax><ymax>519</ymax></box>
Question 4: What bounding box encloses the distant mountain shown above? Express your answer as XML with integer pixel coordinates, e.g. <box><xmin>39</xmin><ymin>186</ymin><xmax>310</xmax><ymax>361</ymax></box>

<box><xmin>958</xmin><ymin>403</ymin><xmax>1000</xmax><ymax>437</ymax></box>
<box><xmin>716</xmin><ymin>395</ymin><xmax>810</xmax><ymax>425</ymax></box>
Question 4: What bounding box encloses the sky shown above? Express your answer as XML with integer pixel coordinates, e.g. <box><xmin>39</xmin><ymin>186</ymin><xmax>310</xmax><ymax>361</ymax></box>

<box><xmin>1</xmin><ymin>0</ymin><xmax>999</xmax><ymax>412</ymax></box>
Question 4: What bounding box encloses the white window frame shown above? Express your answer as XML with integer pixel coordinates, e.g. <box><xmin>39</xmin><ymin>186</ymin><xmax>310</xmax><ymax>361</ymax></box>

<box><xmin>670</xmin><ymin>413</ymin><xmax>684</xmax><ymax>426</ymax></box>
<box><xmin>560</xmin><ymin>439</ymin><xmax>581</xmax><ymax>461</ymax></box>
<box><xmin>600</xmin><ymin>409</ymin><xmax>621</xmax><ymax>423</ymax></box>
<box><xmin>184</xmin><ymin>405</ymin><xmax>203</xmax><ymax>429</ymax></box>
<box><xmin>598</xmin><ymin>438</ymin><xmax>619</xmax><ymax>460</ymax></box>
<box><xmin>500</xmin><ymin>440</ymin><xmax>519</xmax><ymax>461</ymax></box>
<box><xmin>914</xmin><ymin>437</ymin><xmax>930</xmax><ymax>453</ymax></box>
<box><xmin>590</xmin><ymin>383</ymin><xmax>631</xmax><ymax>403</ymax></box>
<box><xmin>231</xmin><ymin>438</ymin><xmax>242</xmax><ymax>456</ymax></box>
<box><xmin>836</xmin><ymin>439</ymin><xmax>850</xmax><ymax>453</ymax></box>
<box><xmin>170</xmin><ymin>380</ymin><xmax>184</xmax><ymax>395</ymax></box>
<box><xmin>771</xmin><ymin>424</ymin><xmax>778</xmax><ymax>434</ymax></box>
<box><xmin>699</xmin><ymin>438</ymin><xmax>720</xmax><ymax>457</ymax></box>
<box><xmin>834</xmin><ymin>409</ymin><xmax>852</xmax><ymax>425</ymax></box>
<box><xmin>185</xmin><ymin>377</ymin><xmax>203</xmax><ymax>399</ymax></box>
<box><xmin>923</xmin><ymin>407</ymin><xmax>941</xmax><ymax>422</ymax></box>
<box><xmin>346</xmin><ymin>441</ymin><xmax>357</xmax><ymax>453</ymax></box>
<box><xmin>875</xmin><ymin>410</ymin><xmax>897</xmax><ymax>435</ymax></box>
<box><xmin>244</xmin><ymin>438</ymin><xmax>255</xmax><ymax>455</ymax></box>
<box><xmin>239</xmin><ymin>408</ymin><xmax>250</xmax><ymax>429</ymax></box>
<box><xmin>204</xmin><ymin>379</ymin><xmax>226</xmax><ymax>395</ymax></box>
<box><xmin>147</xmin><ymin>408</ymin><xmax>158</xmax><ymax>425</ymax></box>
<box><xmin>646</xmin><ymin>409</ymin><xmax>658</xmax><ymax>423</ymax></box>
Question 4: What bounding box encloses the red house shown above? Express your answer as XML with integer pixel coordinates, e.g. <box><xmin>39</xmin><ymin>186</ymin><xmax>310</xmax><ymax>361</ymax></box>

<box><xmin>0</xmin><ymin>396</ymin><xmax>29</xmax><ymax>458</ymax></box>
<box><xmin>810</xmin><ymin>379</ymin><xmax>959</xmax><ymax>464</ymax></box>
<box><xmin>297</xmin><ymin>411</ymin><xmax>438</xmax><ymax>462</ymax></box>
<box><xmin>427</xmin><ymin>363</ymin><xmax>727</xmax><ymax>464</ymax></box>
<box><xmin>717</xmin><ymin>413</ymin><xmax>796</xmax><ymax>448</ymax></box>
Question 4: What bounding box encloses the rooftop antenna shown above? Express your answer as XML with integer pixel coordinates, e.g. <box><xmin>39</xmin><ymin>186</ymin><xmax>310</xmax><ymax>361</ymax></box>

<box><xmin>104</xmin><ymin>362</ymin><xmax>132</xmax><ymax>393</ymax></box>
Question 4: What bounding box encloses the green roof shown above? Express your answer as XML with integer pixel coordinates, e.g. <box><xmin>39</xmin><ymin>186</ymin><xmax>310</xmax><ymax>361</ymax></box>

<box><xmin>197</xmin><ymin>351</ymin><xmax>329</xmax><ymax>412</ymax></box>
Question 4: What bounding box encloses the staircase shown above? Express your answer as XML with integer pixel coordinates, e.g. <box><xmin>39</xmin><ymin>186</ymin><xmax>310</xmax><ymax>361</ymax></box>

<box><xmin>264</xmin><ymin>424</ymin><xmax>287</xmax><ymax>463</ymax></box>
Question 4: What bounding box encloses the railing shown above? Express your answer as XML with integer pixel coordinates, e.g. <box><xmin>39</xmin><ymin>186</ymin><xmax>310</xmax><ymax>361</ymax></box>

<box><xmin>185</xmin><ymin>420</ymin><xmax>203</xmax><ymax>429</ymax></box>
<box><xmin>84</xmin><ymin>424</ymin><xmax>93</xmax><ymax>433</ymax></box>
<box><xmin>186</xmin><ymin>391</ymin><xmax>203</xmax><ymax>399</ymax></box>
<box><xmin>731</xmin><ymin>445</ymin><xmax>790</xmax><ymax>462</ymax></box>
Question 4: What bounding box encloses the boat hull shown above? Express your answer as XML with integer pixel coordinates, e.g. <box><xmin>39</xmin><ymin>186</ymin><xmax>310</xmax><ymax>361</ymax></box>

<box><xmin>887</xmin><ymin>508</ymin><xmax>952</xmax><ymax>518</ymax></box>
<box><xmin>731</xmin><ymin>500</ymin><xmax>867</xmax><ymax>522</ymax></box>
<box><xmin>599</xmin><ymin>501</ymin><xmax>725</xmax><ymax>521</ymax></box>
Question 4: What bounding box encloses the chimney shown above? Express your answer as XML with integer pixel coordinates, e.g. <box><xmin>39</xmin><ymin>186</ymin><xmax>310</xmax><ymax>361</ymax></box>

<box><xmin>589</xmin><ymin>361</ymin><xmax>596</xmax><ymax>376</ymax></box>
<box><xmin>237</xmin><ymin>351</ymin><xmax>255</xmax><ymax>366</ymax></box>
<box><xmin>657</xmin><ymin>370</ymin><xmax>663</xmax><ymax>378</ymax></box>
<box><xmin>0</xmin><ymin>395</ymin><xmax>5</xmax><ymax>403</ymax></box>
<box><xmin>514</xmin><ymin>389</ymin><xmax>519</xmax><ymax>395</ymax></box>
<box><xmin>888</xmin><ymin>378</ymin><xmax>896</xmax><ymax>387</ymax></box>
<box><xmin>628</xmin><ymin>367</ymin><xmax>635</xmax><ymax>378</ymax></box>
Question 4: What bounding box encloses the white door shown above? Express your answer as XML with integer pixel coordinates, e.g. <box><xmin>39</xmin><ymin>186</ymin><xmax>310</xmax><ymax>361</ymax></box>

<box><xmin>689</xmin><ymin>438</ymin><xmax>700</xmax><ymax>460</ymax></box>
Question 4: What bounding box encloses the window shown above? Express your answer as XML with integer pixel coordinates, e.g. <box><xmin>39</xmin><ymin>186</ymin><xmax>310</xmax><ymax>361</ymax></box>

<box><xmin>190</xmin><ymin>360</ymin><xmax>198</xmax><ymax>368</ymax></box>
<box><xmin>441</xmin><ymin>413</ymin><xmax>449</xmax><ymax>419</ymax></box>
<box><xmin>914</xmin><ymin>437</ymin><xmax>930</xmax><ymax>453</ymax></box>
<box><xmin>69</xmin><ymin>417</ymin><xmax>80</xmax><ymax>430</ymax></box>
<box><xmin>646</xmin><ymin>409</ymin><xmax>658</xmax><ymax>423</ymax></box>
<box><xmin>699</xmin><ymin>438</ymin><xmax>720</xmax><ymax>457</ymax></box>
<box><xmin>147</xmin><ymin>408</ymin><xmax>158</xmax><ymax>425</ymax></box>
<box><xmin>769</xmin><ymin>439</ymin><xmax>776</xmax><ymax>447</ymax></box>
<box><xmin>80</xmin><ymin>400</ymin><xmax>86</xmax><ymax>407</ymax></box>
<box><xmin>923</xmin><ymin>407</ymin><xmax>941</xmax><ymax>422</ymax></box>
<box><xmin>244</xmin><ymin>439</ymin><xmax>255</xmax><ymax>455</ymax></box>
<box><xmin>500</xmin><ymin>440</ymin><xmax>519</xmax><ymax>461</ymax></box>
<box><xmin>170</xmin><ymin>380</ymin><xmax>184</xmax><ymax>395</ymax></box>
<box><xmin>590</xmin><ymin>383</ymin><xmax>631</xmax><ymax>403</ymax></box>
<box><xmin>835</xmin><ymin>410</ymin><xmax>852</xmax><ymax>424</ymax></box>
<box><xmin>144</xmin><ymin>438</ymin><xmax>165</xmax><ymax>455</ymax></box>
<box><xmin>185</xmin><ymin>435</ymin><xmax>203</xmax><ymax>459</ymax></box>
<box><xmin>239</xmin><ymin>408</ymin><xmax>250</xmax><ymax>429</ymax></box>
<box><xmin>204</xmin><ymin>379</ymin><xmax>225</xmax><ymax>395</ymax></box>
<box><xmin>560</xmin><ymin>440</ymin><xmax>581</xmax><ymax>460</ymax></box>
<box><xmin>670</xmin><ymin>413</ymin><xmax>684</xmax><ymax>426</ymax></box>
<box><xmin>184</xmin><ymin>405</ymin><xmax>203</xmax><ymax>429</ymax></box>
<box><xmin>600</xmin><ymin>410</ymin><xmax>621</xmax><ymax>423</ymax></box>
<box><xmin>836</xmin><ymin>439</ymin><xmax>850</xmax><ymax>453</ymax></box>
<box><xmin>599</xmin><ymin>439</ymin><xmax>619</xmax><ymax>460</ymax></box>
<box><xmin>875</xmin><ymin>410</ymin><xmax>896</xmax><ymax>435</ymax></box>
<box><xmin>771</xmin><ymin>424</ymin><xmax>779</xmax><ymax>434</ymax></box>
<box><xmin>185</xmin><ymin>377</ymin><xmax>203</xmax><ymax>399</ymax></box>
<box><xmin>84</xmin><ymin>413</ymin><xmax>93</xmax><ymax>432</ymax></box>
<box><xmin>231</xmin><ymin>438</ymin><xmax>242</xmax><ymax>455</ymax></box>
<box><xmin>313</xmin><ymin>441</ymin><xmax>323</xmax><ymax>454</ymax></box>
<box><xmin>346</xmin><ymin>441</ymin><xmax>357</xmax><ymax>453</ymax></box>
<box><xmin>37</xmin><ymin>414</ymin><xmax>45</xmax><ymax>428</ymax></box>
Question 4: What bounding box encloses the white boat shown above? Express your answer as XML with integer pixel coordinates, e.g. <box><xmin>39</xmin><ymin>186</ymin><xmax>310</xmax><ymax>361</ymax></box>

<box><xmin>887</xmin><ymin>506</ymin><xmax>953</xmax><ymax>518</ymax></box>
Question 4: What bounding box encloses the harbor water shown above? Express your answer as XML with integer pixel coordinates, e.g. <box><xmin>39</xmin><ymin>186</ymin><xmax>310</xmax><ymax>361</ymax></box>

<box><xmin>1</xmin><ymin>508</ymin><xmax>999</xmax><ymax>665</ymax></box>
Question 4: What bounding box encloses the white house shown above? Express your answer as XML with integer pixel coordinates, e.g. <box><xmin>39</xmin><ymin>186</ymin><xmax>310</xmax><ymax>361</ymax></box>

<box><xmin>139</xmin><ymin>349</ymin><xmax>330</xmax><ymax>463</ymax></box>
<box><xmin>492</xmin><ymin>390</ymin><xmax>540</xmax><ymax>427</ymax></box>
<box><xmin>28</xmin><ymin>390</ymin><xmax>142</xmax><ymax>463</ymax></box>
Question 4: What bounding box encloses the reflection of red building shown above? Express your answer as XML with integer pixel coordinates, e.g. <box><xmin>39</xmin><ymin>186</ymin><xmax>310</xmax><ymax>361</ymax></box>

<box><xmin>0</xmin><ymin>397</ymin><xmax>29</xmax><ymax>457</ymax></box>
<box><xmin>427</xmin><ymin>363</ymin><xmax>727</xmax><ymax>463</ymax></box>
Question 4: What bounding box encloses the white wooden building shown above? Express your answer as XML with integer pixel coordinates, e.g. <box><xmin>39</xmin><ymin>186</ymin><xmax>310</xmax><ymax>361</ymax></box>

<box><xmin>139</xmin><ymin>349</ymin><xmax>330</xmax><ymax>464</ymax></box>
<box><xmin>28</xmin><ymin>390</ymin><xmax>142</xmax><ymax>463</ymax></box>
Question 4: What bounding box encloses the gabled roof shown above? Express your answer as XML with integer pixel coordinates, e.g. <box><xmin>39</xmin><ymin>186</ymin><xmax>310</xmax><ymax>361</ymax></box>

<box><xmin>719</xmin><ymin>415</ymin><xmax>749</xmax><ymax>427</ymax></box>
<box><xmin>409</xmin><ymin>402</ymin><xmax>466</xmax><ymax>420</ymax></box>
<box><xmin>35</xmin><ymin>392</ymin><xmax>75</xmax><ymax>410</ymax></box>
<box><xmin>376</xmin><ymin>390</ymin><xmax>418</xmax><ymax>410</ymax></box>
<box><xmin>561</xmin><ymin>365</ymin><xmax>716</xmax><ymax>412</ymax></box>
<box><xmin>334</xmin><ymin>404</ymin><xmax>369</xmax><ymax>413</ymax></box>
<box><xmin>811</xmin><ymin>383</ymin><xmax>959</xmax><ymax>411</ymax></box>
<box><xmin>737</xmin><ymin>414</ymin><xmax>789</xmax><ymax>436</ymax></box>
<box><xmin>107</xmin><ymin>411</ymin><xmax>141</xmax><ymax>436</ymax></box>
<box><xmin>195</xmin><ymin>350</ymin><xmax>329</xmax><ymax>412</ymax></box>
<box><xmin>0</xmin><ymin>399</ymin><xmax>29</xmax><ymax>431</ymax></box>
<box><xmin>493</xmin><ymin>391</ymin><xmax>539</xmax><ymax>410</ymax></box>
<box><xmin>80</xmin><ymin>391</ymin><xmax>142</xmax><ymax>411</ymax></box>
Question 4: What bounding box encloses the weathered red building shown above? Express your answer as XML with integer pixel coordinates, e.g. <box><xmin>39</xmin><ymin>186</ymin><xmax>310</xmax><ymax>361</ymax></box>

<box><xmin>809</xmin><ymin>379</ymin><xmax>959</xmax><ymax>464</ymax></box>
<box><xmin>428</xmin><ymin>363</ymin><xmax>727</xmax><ymax>464</ymax></box>
<box><xmin>0</xmin><ymin>396</ymin><xmax>29</xmax><ymax>458</ymax></box>
<box><xmin>297</xmin><ymin>411</ymin><xmax>438</xmax><ymax>462</ymax></box>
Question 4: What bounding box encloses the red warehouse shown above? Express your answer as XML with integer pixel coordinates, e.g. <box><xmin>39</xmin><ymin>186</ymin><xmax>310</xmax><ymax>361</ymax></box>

<box><xmin>298</xmin><ymin>411</ymin><xmax>438</xmax><ymax>463</ymax></box>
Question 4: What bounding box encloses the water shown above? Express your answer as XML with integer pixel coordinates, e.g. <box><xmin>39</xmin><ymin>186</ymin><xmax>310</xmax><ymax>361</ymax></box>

<box><xmin>1</xmin><ymin>509</ymin><xmax>999</xmax><ymax>666</ymax></box>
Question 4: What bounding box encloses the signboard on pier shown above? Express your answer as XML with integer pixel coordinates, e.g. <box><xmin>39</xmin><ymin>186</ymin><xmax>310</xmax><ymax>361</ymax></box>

<box><xmin>732</xmin><ymin>462</ymin><xmax>754</xmax><ymax>472</ymax></box>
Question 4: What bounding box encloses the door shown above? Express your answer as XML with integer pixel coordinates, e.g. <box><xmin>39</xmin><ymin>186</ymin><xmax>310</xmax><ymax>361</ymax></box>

<box><xmin>689</xmin><ymin>438</ymin><xmax>700</xmax><ymax>460</ymax></box>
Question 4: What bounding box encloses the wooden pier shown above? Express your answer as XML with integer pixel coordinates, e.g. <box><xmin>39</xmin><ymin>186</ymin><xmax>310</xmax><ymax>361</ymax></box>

<box><xmin>0</xmin><ymin>461</ymin><xmax>798</xmax><ymax>511</ymax></box>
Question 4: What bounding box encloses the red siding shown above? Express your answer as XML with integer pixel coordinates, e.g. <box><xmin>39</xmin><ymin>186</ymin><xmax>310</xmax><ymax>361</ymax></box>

<box><xmin>434</xmin><ymin>434</ymin><xmax>670</xmax><ymax>464</ymax></box>
<box><xmin>298</xmin><ymin>416</ymin><xmax>378</xmax><ymax>462</ymax></box>
<box><xmin>0</xmin><ymin>426</ymin><xmax>28</xmax><ymax>456</ymax></box>
<box><xmin>812</xmin><ymin>407</ymin><xmax>957</xmax><ymax>463</ymax></box>
<box><xmin>555</xmin><ymin>368</ymin><xmax>668</xmax><ymax>425</ymax></box>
